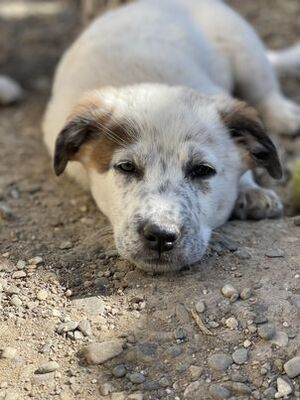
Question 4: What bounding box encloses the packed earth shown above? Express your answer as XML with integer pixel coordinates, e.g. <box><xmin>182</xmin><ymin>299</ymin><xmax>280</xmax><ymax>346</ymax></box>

<box><xmin>1</xmin><ymin>1</ymin><xmax>300</xmax><ymax>399</ymax></box>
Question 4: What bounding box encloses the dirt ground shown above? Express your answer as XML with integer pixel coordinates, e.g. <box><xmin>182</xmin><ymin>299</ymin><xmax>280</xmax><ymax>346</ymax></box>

<box><xmin>1</xmin><ymin>1</ymin><xmax>300</xmax><ymax>399</ymax></box>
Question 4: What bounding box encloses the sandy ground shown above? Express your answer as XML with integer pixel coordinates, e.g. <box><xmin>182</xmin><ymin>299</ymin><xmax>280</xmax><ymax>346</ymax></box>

<box><xmin>1</xmin><ymin>1</ymin><xmax>300</xmax><ymax>399</ymax></box>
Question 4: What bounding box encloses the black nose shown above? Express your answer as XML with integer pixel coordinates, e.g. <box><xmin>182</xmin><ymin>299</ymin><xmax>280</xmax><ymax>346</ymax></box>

<box><xmin>142</xmin><ymin>222</ymin><xmax>180</xmax><ymax>253</ymax></box>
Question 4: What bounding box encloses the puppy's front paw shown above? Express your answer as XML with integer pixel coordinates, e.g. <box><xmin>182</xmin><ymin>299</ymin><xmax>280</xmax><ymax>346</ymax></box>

<box><xmin>232</xmin><ymin>187</ymin><xmax>283</xmax><ymax>220</ymax></box>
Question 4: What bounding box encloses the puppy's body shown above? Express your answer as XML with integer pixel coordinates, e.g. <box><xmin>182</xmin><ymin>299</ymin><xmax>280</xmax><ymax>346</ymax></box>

<box><xmin>44</xmin><ymin>0</ymin><xmax>300</xmax><ymax>271</ymax></box>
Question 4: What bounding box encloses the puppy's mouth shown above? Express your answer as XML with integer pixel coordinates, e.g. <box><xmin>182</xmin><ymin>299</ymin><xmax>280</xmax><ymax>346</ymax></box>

<box><xmin>129</xmin><ymin>253</ymin><xmax>188</xmax><ymax>273</ymax></box>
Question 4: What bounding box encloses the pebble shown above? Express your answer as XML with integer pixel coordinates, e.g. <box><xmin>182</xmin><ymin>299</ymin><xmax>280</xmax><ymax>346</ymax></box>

<box><xmin>127</xmin><ymin>394</ymin><xmax>143</xmax><ymax>400</ymax></box>
<box><xmin>195</xmin><ymin>300</ymin><xmax>206</xmax><ymax>313</ymax></box>
<box><xmin>284</xmin><ymin>356</ymin><xmax>300</xmax><ymax>378</ymax></box>
<box><xmin>294</xmin><ymin>215</ymin><xmax>300</xmax><ymax>226</ymax></box>
<box><xmin>112</xmin><ymin>364</ymin><xmax>127</xmax><ymax>378</ymax></box>
<box><xmin>59</xmin><ymin>241</ymin><xmax>73</xmax><ymax>250</ymax></box>
<box><xmin>36</xmin><ymin>289</ymin><xmax>48</xmax><ymax>301</ymax></box>
<box><xmin>223</xmin><ymin>382</ymin><xmax>251</xmax><ymax>395</ymax></box>
<box><xmin>128</xmin><ymin>372</ymin><xmax>146</xmax><ymax>384</ymax></box>
<box><xmin>77</xmin><ymin>320</ymin><xmax>92</xmax><ymax>336</ymax></box>
<box><xmin>174</xmin><ymin>327</ymin><xmax>187</xmax><ymax>340</ymax></box>
<box><xmin>235</xmin><ymin>248</ymin><xmax>251</xmax><ymax>260</ymax></box>
<box><xmin>291</xmin><ymin>295</ymin><xmax>300</xmax><ymax>312</ymax></box>
<box><xmin>4</xmin><ymin>393</ymin><xmax>19</xmax><ymax>400</ymax></box>
<box><xmin>56</xmin><ymin>321</ymin><xmax>78</xmax><ymax>334</ymax></box>
<box><xmin>12</xmin><ymin>271</ymin><xmax>26</xmax><ymax>279</ymax></box>
<box><xmin>221</xmin><ymin>284</ymin><xmax>239</xmax><ymax>302</ymax></box>
<box><xmin>208</xmin><ymin>353</ymin><xmax>233</xmax><ymax>372</ymax></box>
<box><xmin>225</xmin><ymin>317</ymin><xmax>238</xmax><ymax>330</ymax></box>
<box><xmin>0</xmin><ymin>202</ymin><xmax>14</xmax><ymax>220</ymax></box>
<box><xmin>28</xmin><ymin>256</ymin><xmax>43</xmax><ymax>265</ymax></box>
<box><xmin>0</xmin><ymin>75</ymin><xmax>23</xmax><ymax>105</ymax></box>
<box><xmin>183</xmin><ymin>381</ymin><xmax>202</xmax><ymax>399</ymax></box>
<box><xmin>81</xmin><ymin>340</ymin><xmax>124</xmax><ymax>365</ymax></box>
<box><xmin>189</xmin><ymin>365</ymin><xmax>203</xmax><ymax>380</ymax></box>
<box><xmin>265</xmin><ymin>249</ymin><xmax>285</xmax><ymax>258</ymax></box>
<box><xmin>10</xmin><ymin>295</ymin><xmax>22</xmax><ymax>307</ymax></box>
<box><xmin>72</xmin><ymin>296</ymin><xmax>105</xmax><ymax>315</ymax></box>
<box><xmin>209</xmin><ymin>384</ymin><xmax>231</xmax><ymax>399</ymax></box>
<box><xmin>243</xmin><ymin>339</ymin><xmax>252</xmax><ymax>348</ymax></box>
<box><xmin>275</xmin><ymin>377</ymin><xmax>293</xmax><ymax>398</ymax></box>
<box><xmin>99</xmin><ymin>382</ymin><xmax>115</xmax><ymax>396</ymax></box>
<box><xmin>240</xmin><ymin>288</ymin><xmax>252</xmax><ymax>300</ymax></box>
<box><xmin>257</xmin><ymin>324</ymin><xmax>276</xmax><ymax>340</ymax></box>
<box><xmin>232</xmin><ymin>348</ymin><xmax>248</xmax><ymax>365</ymax></box>
<box><xmin>1</xmin><ymin>347</ymin><xmax>17</xmax><ymax>359</ymax></box>
<box><xmin>271</xmin><ymin>331</ymin><xmax>289</xmax><ymax>347</ymax></box>
<box><xmin>36</xmin><ymin>361</ymin><xmax>60</xmax><ymax>374</ymax></box>
<box><xmin>16</xmin><ymin>260</ymin><xmax>26</xmax><ymax>270</ymax></box>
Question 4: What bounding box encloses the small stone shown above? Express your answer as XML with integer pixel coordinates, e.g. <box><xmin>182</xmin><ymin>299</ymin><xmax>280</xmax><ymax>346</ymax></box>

<box><xmin>36</xmin><ymin>361</ymin><xmax>59</xmax><ymax>374</ymax></box>
<box><xmin>183</xmin><ymin>381</ymin><xmax>202</xmax><ymax>399</ymax></box>
<box><xmin>265</xmin><ymin>249</ymin><xmax>285</xmax><ymax>258</ymax></box>
<box><xmin>257</xmin><ymin>324</ymin><xmax>276</xmax><ymax>340</ymax></box>
<box><xmin>208</xmin><ymin>353</ymin><xmax>233</xmax><ymax>372</ymax></box>
<box><xmin>284</xmin><ymin>356</ymin><xmax>300</xmax><ymax>378</ymax></box>
<box><xmin>174</xmin><ymin>327</ymin><xmax>187</xmax><ymax>340</ymax></box>
<box><xmin>221</xmin><ymin>284</ymin><xmax>239</xmax><ymax>302</ymax></box>
<box><xmin>112</xmin><ymin>364</ymin><xmax>127</xmax><ymax>378</ymax></box>
<box><xmin>223</xmin><ymin>382</ymin><xmax>251</xmax><ymax>395</ymax></box>
<box><xmin>291</xmin><ymin>295</ymin><xmax>300</xmax><ymax>312</ymax></box>
<box><xmin>16</xmin><ymin>260</ymin><xmax>26</xmax><ymax>270</ymax></box>
<box><xmin>209</xmin><ymin>384</ymin><xmax>231</xmax><ymax>399</ymax></box>
<box><xmin>271</xmin><ymin>331</ymin><xmax>289</xmax><ymax>347</ymax></box>
<box><xmin>240</xmin><ymin>288</ymin><xmax>252</xmax><ymax>300</ymax></box>
<box><xmin>1</xmin><ymin>347</ymin><xmax>17</xmax><ymax>359</ymax></box>
<box><xmin>36</xmin><ymin>289</ymin><xmax>48</xmax><ymax>301</ymax></box>
<box><xmin>10</xmin><ymin>295</ymin><xmax>22</xmax><ymax>307</ymax></box>
<box><xmin>59</xmin><ymin>241</ymin><xmax>72</xmax><ymax>250</ymax></box>
<box><xmin>0</xmin><ymin>75</ymin><xmax>23</xmax><ymax>105</ymax></box>
<box><xmin>232</xmin><ymin>348</ymin><xmax>248</xmax><ymax>365</ymax></box>
<box><xmin>128</xmin><ymin>372</ymin><xmax>146</xmax><ymax>384</ymax></box>
<box><xmin>56</xmin><ymin>321</ymin><xmax>78</xmax><ymax>334</ymax></box>
<box><xmin>4</xmin><ymin>393</ymin><xmax>19</xmax><ymax>400</ymax></box>
<box><xmin>81</xmin><ymin>340</ymin><xmax>124</xmax><ymax>365</ymax></box>
<box><xmin>12</xmin><ymin>271</ymin><xmax>26</xmax><ymax>279</ymax></box>
<box><xmin>72</xmin><ymin>296</ymin><xmax>105</xmax><ymax>315</ymax></box>
<box><xmin>275</xmin><ymin>377</ymin><xmax>293</xmax><ymax>398</ymax></box>
<box><xmin>74</xmin><ymin>331</ymin><xmax>84</xmax><ymax>340</ymax></box>
<box><xmin>195</xmin><ymin>300</ymin><xmax>206</xmax><ymax>313</ymax></box>
<box><xmin>0</xmin><ymin>202</ymin><xmax>15</xmax><ymax>220</ymax></box>
<box><xmin>28</xmin><ymin>256</ymin><xmax>43</xmax><ymax>265</ymax></box>
<box><xmin>225</xmin><ymin>317</ymin><xmax>238</xmax><ymax>330</ymax></box>
<box><xmin>65</xmin><ymin>289</ymin><xmax>72</xmax><ymax>297</ymax></box>
<box><xmin>127</xmin><ymin>394</ymin><xmax>143</xmax><ymax>400</ymax></box>
<box><xmin>99</xmin><ymin>382</ymin><xmax>115</xmax><ymax>396</ymax></box>
<box><xmin>243</xmin><ymin>339</ymin><xmax>251</xmax><ymax>348</ymax></box>
<box><xmin>189</xmin><ymin>365</ymin><xmax>203</xmax><ymax>380</ymax></box>
<box><xmin>235</xmin><ymin>248</ymin><xmax>251</xmax><ymax>260</ymax></box>
<box><xmin>77</xmin><ymin>320</ymin><xmax>92</xmax><ymax>336</ymax></box>
<box><xmin>294</xmin><ymin>215</ymin><xmax>300</xmax><ymax>226</ymax></box>
<box><xmin>159</xmin><ymin>377</ymin><xmax>169</xmax><ymax>388</ymax></box>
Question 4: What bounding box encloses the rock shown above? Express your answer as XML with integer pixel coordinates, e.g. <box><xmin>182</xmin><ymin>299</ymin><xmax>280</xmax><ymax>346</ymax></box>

<box><xmin>128</xmin><ymin>372</ymin><xmax>146</xmax><ymax>384</ymax></box>
<box><xmin>223</xmin><ymin>381</ymin><xmax>251</xmax><ymax>395</ymax></box>
<box><xmin>257</xmin><ymin>324</ymin><xmax>276</xmax><ymax>340</ymax></box>
<box><xmin>72</xmin><ymin>296</ymin><xmax>105</xmax><ymax>316</ymax></box>
<box><xmin>36</xmin><ymin>289</ymin><xmax>48</xmax><ymax>301</ymax></box>
<box><xmin>1</xmin><ymin>347</ymin><xmax>17</xmax><ymax>359</ymax></box>
<box><xmin>16</xmin><ymin>260</ymin><xmax>26</xmax><ymax>270</ymax></box>
<box><xmin>265</xmin><ymin>249</ymin><xmax>285</xmax><ymax>258</ymax></box>
<box><xmin>275</xmin><ymin>377</ymin><xmax>293</xmax><ymax>398</ymax></box>
<box><xmin>189</xmin><ymin>365</ymin><xmax>203</xmax><ymax>380</ymax></box>
<box><xmin>74</xmin><ymin>331</ymin><xmax>84</xmax><ymax>340</ymax></box>
<box><xmin>284</xmin><ymin>356</ymin><xmax>300</xmax><ymax>378</ymax></box>
<box><xmin>208</xmin><ymin>353</ymin><xmax>233</xmax><ymax>372</ymax></box>
<box><xmin>291</xmin><ymin>295</ymin><xmax>300</xmax><ymax>312</ymax></box>
<box><xmin>232</xmin><ymin>348</ymin><xmax>248</xmax><ymax>365</ymax></box>
<box><xmin>221</xmin><ymin>284</ymin><xmax>239</xmax><ymax>302</ymax></box>
<box><xmin>195</xmin><ymin>300</ymin><xmax>206</xmax><ymax>313</ymax></box>
<box><xmin>183</xmin><ymin>381</ymin><xmax>202</xmax><ymax>399</ymax></box>
<box><xmin>0</xmin><ymin>75</ymin><xmax>23</xmax><ymax>105</ymax></box>
<box><xmin>56</xmin><ymin>321</ymin><xmax>78</xmax><ymax>334</ymax></box>
<box><xmin>81</xmin><ymin>340</ymin><xmax>124</xmax><ymax>365</ymax></box>
<box><xmin>36</xmin><ymin>361</ymin><xmax>59</xmax><ymax>374</ymax></box>
<box><xmin>0</xmin><ymin>202</ymin><xmax>15</xmax><ymax>220</ymax></box>
<box><xmin>294</xmin><ymin>215</ymin><xmax>300</xmax><ymax>226</ymax></box>
<box><xmin>4</xmin><ymin>393</ymin><xmax>19</xmax><ymax>400</ymax></box>
<box><xmin>10</xmin><ymin>295</ymin><xmax>22</xmax><ymax>307</ymax></box>
<box><xmin>127</xmin><ymin>394</ymin><xmax>143</xmax><ymax>400</ymax></box>
<box><xmin>12</xmin><ymin>271</ymin><xmax>26</xmax><ymax>279</ymax></box>
<box><xmin>112</xmin><ymin>364</ymin><xmax>126</xmax><ymax>378</ymax></box>
<box><xmin>99</xmin><ymin>382</ymin><xmax>115</xmax><ymax>396</ymax></box>
<box><xmin>235</xmin><ymin>248</ymin><xmax>251</xmax><ymax>260</ymax></box>
<box><xmin>59</xmin><ymin>241</ymin><xmax>72</xmax><ymax>250</ymax></box>
<box><xmin>271</xmin><ymin>331</ymin><xmax>289</xmax><ymax>347</ymax></box>
<box><xmin>225</xmin><ymin>317</ymin><xmax>238</xmax><ymax>330</ymax></box>
<box><xmin>174</xmin><ymin>327</ymin><xmax>187</xmax><ymax>340</ymax></box>
<box><xmin>77</xmin><ymin>320</ymin><xmax>92</xmax><ymax>336</ymax></box>
<box><xmin>209</xmin><ymin>384</ymin><xmax>231</xmax><ymax>399</ymax></box>
<box><xmin>32</xmin><ymin>371</ymin><xmax>55</xmax><ymax>385</ymax></box>
<box><xmin>175</xmin><ymin>302</ymin><xmax>190</xmax><ymax>323</ymax></box>
<box><xmin>28</xmin><ymin>256</ymin><xmax>43</xmax><ymax>265</ymax></box>
<box><xmin>110</xmin><ymin>393</ymin><xmax>126</xmax><ymax>400</ymax></box>
<box><xmin>240</xmin><ymin>288</ymin><xmax>252</xmax><ymax>300</ymax></box>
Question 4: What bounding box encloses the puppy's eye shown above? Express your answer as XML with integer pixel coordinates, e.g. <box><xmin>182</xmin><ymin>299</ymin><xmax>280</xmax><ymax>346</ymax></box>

<box><xmin>115</xmin><ymin>161</ymin><xmax>136</xmax><ymax>174</ymax></box>
<box><xmin>188</xmin><ymin>164</ymin><xmax>216</xmax><ymax>179</ymax></box>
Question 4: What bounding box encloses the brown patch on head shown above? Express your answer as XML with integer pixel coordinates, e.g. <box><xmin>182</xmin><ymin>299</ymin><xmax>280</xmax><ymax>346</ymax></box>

<box><xmin>220</xmin><ymin>100</ymin><xmax>282</xmax><ymax>179</ymax></box>
<box><xmin>54</xmin><ymin>92</ymin><xmax>136</xmax><ymax>176</ymax></box>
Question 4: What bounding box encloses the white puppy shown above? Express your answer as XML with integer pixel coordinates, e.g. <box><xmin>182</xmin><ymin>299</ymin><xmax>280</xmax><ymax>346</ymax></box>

<box><xmin>43</xmin><ymin>0</ymin><xmax>300</xmax><ymax>272</ymax></box>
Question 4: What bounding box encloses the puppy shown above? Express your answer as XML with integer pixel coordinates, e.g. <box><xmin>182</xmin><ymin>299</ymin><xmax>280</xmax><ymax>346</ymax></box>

<box><xmin>43</xmin><ymin>0</ymin><xmax>300</xmax><ymax>272</ymax></box>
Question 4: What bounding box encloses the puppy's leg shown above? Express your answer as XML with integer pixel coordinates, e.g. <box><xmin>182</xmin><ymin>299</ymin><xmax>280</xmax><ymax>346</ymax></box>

<box><xmin>233</xmin><ymin>171</ymin><xmax>283</xmax><ymax>220</ymax></box>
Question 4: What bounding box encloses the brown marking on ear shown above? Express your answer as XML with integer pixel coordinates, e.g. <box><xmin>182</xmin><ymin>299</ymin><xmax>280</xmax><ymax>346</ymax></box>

<box><xmin>54</xmin><ymin>93</ymin><xmax>136</xmax><ymax>175</ymax></box>
<box><xmin>220</xmin><ymin>101</ymin><xmax>282</xmax><ymax>179</ymax></box>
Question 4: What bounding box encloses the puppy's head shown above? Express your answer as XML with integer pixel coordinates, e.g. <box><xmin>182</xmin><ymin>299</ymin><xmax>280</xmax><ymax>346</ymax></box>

<box><xmin>54</xmin><ymin>85</ymin><xmax>282</xmax><ymax>272</ymax></box>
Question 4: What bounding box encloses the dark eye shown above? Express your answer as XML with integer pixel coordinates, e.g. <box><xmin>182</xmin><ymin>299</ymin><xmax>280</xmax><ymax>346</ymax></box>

<box><xmin>188</xmin><ymin>164</ymin><xmax>216</xmax><ymax>179</ymax></box>
<box><xmin>115</xmin><ymin>161</ymin><xmax>136</xmax><ymax>174</ymax></box>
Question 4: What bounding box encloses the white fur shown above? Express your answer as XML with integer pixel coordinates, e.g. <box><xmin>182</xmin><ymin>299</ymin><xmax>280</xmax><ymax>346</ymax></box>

<box><xmin>43</xmin><ymin>0</ymin><xmax>299</xmax><ymax>271</ymax></box>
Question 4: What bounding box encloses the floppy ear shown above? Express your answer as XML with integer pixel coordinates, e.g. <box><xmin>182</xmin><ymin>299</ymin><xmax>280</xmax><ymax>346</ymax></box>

<box><xmin>221</xmin><ymin>101</ymin><xmax>282</xmax><ymax>179</ymax></box>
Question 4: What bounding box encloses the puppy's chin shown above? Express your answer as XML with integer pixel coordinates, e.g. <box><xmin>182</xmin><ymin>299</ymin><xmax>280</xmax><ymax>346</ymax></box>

<box><xmin>133</xmin><ymin>258</ymin><xmax>184</xmax><ymax>273</ymax></box>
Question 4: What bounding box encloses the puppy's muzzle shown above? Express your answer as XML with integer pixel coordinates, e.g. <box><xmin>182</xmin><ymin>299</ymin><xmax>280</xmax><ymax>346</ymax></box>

<box><xmin>139</xmin><ymin>221</ymin><xmax>181</xmax><ymax>254</ymax></box>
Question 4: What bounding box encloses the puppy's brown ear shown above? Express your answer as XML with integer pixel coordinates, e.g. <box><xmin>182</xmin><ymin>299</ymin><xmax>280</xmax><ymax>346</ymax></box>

<box><xmin>54</xmin><ymin>98</ymin><xmax>103</xmax><ymax>176</ymax></box>
<box><xmin>221</xmin><ymin>101</ymin><xmax>282</xmax><ymax>179</ymax></box>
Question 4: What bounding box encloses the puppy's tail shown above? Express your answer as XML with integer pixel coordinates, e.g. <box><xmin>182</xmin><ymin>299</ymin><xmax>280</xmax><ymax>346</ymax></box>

<box><xmin>268</xmin><ymin>43</ymin><xmax>300</xmax><ymax>78</ymax></box>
